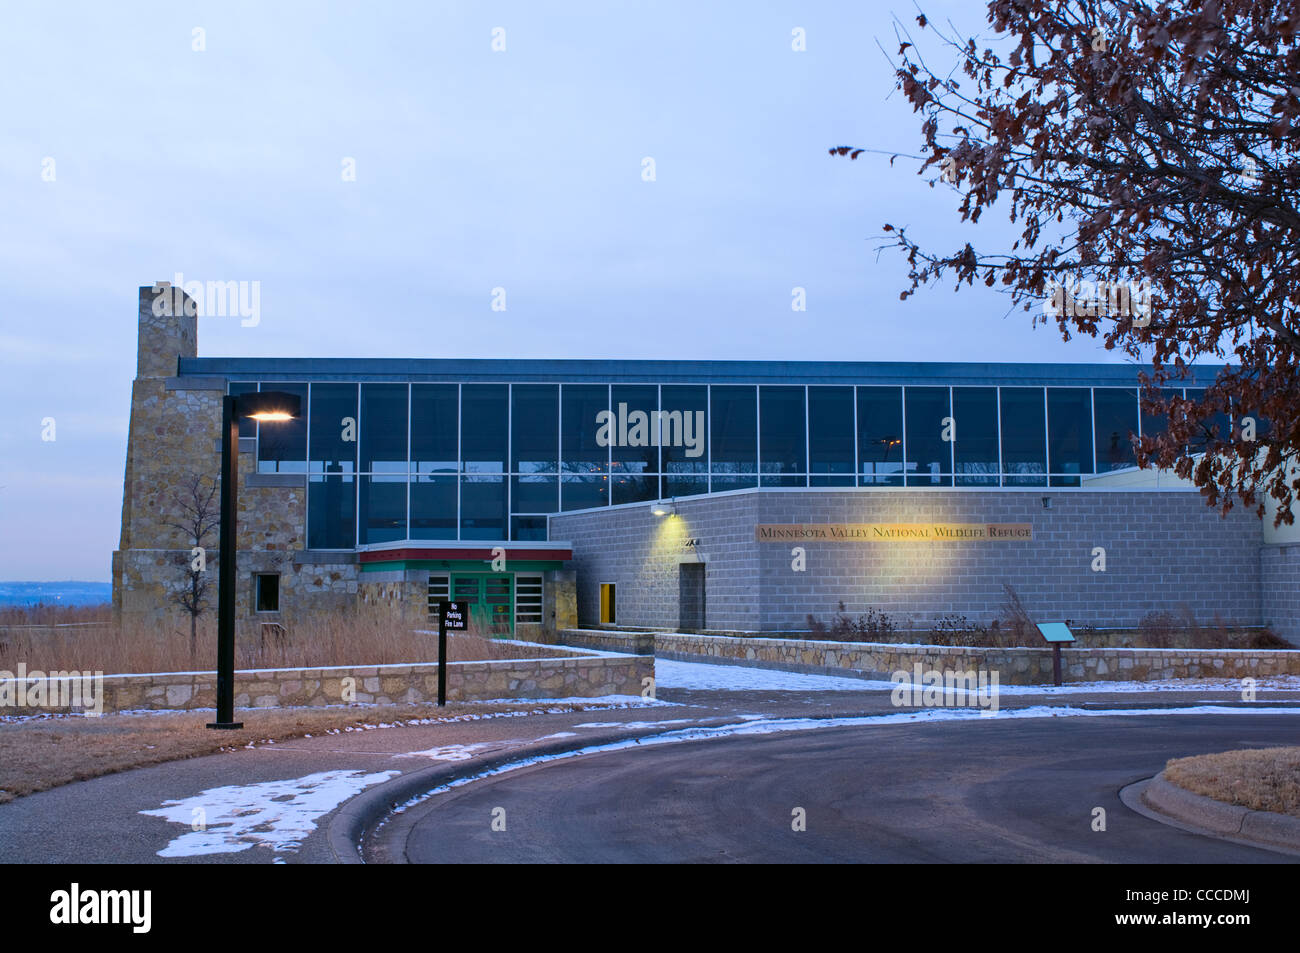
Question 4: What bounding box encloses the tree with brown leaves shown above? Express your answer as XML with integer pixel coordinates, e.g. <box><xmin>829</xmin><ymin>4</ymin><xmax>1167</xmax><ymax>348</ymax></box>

<box><xmin>835</xmin><ymin>0</ymin><xmax>1300</xmax><ymax>524</ymax></box>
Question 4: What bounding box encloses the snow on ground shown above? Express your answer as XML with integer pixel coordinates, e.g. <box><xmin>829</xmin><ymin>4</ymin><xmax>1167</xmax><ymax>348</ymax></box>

<box><xmin>475</xmin><ymin>694</ymin><xmax>673</xmax><ymax>707</ymax></box>
<box><xmin>575</xmin><ymin>718</ymin><xmax>698</xmax><ymax>730</ymax></box>
<box><xmin>654</xmin><ymin>659</ymin><xmax>892</xmax><ymax>692</ymax></box>
<box><xmin>653</xmin><ymin>658</ymin><xmax>1300</xmax><ymax>695</ymax></box>
<box><xmin>398</xmin><ymin>743</ymin><xmax>499</xmax><ymax>761</ymax></box>
<box><xmin>140</xmin><ymin>769</ymin><xmax>399</xmax><ymax>858</ymax></box>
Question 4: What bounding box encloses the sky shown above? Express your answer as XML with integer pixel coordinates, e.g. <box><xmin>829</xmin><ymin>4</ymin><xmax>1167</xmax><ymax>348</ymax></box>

<box><xmin>0</xmin><ymin>1</ymin><xmax>1133</xmax><ymax>581</ymax></box>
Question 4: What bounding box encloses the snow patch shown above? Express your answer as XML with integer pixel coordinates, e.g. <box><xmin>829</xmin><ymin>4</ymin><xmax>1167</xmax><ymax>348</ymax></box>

<box><xmin>398</xmin><ymin>743</ymin><xmax>498</xmax><ymax>761</ymax></box>
<box><xmin>141</xmin><ymin>769</ymin><xmax>399</xmax><ymax>857</ymax></box>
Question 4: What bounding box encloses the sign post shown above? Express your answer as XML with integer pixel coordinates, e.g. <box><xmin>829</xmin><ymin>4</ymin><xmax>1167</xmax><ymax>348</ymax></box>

<box><xmin>437</xmin><ymin>600</ymin><xmax>467</xmax><ymax>706</ymax></box>
<box><xmin>1035</xmin><ymin>622</ymin><xmax>1076</xmax><ymax>687</ymax></box>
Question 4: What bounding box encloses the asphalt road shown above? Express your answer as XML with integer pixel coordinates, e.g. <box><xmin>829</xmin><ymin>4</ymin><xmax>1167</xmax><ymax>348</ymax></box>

<box><xmin>384</xmin><ymin>713</ymin><xmax>1300</xmax><ymax>863</ymax></box>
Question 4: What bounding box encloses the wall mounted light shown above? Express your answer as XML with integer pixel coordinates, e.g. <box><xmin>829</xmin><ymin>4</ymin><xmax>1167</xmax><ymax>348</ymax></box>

<box><xmin>1041</xmin><ymin>496</ymin><xmax>1052</xmax><ymax>509</ymax></box>
<box><xmin>650</xmin><ymin>498</ymin><xmax>677</xmax><ymax>517</ymax></box>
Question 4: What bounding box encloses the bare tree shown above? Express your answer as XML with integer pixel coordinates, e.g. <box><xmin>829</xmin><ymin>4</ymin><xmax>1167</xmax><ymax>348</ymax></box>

<box><xmin>164</xmin><ymin>474</ymin><xmax>220</xmax><ymax>656</ymax></box>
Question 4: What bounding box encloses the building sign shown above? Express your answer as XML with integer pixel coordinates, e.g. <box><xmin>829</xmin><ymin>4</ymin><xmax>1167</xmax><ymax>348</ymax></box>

<box><xmin>755</xmin><ymin>523</ymin><xmax>1033</xmax><ymax>542</ymax></box>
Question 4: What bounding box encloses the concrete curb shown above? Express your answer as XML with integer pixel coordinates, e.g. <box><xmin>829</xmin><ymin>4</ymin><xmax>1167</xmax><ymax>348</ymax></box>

<box><xmin>1138</xmin><ymin>771</ymin><xmax>1300</xmax><ymax>853</ymax></box>
<box><xmin>326</xmin><ymin>723</ymin><xmax>720</xmax><ymax>864</ymax></box>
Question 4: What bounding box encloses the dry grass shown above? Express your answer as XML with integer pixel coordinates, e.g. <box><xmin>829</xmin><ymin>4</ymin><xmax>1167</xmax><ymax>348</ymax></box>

<box><xmin>1165</xmin><ymin>747</ymin><xmax>1300</xmax><ymax>817</ymax></box>
<box><xmin>0</xmin><ymin>697</ymin><xmax>618</xmax><ymax>804</ymax></box>
<box><xmin>1</xmin><ymin>604</ymin><xmax>573</xmax><ymax>675</ymax></box>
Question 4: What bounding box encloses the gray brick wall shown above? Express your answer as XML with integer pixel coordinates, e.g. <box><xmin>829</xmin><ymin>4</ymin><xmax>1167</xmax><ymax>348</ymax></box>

<box><xmin>551</xmin><ymin>489</ymin><xmax>1269</xmax><ymax>634</ymax></box>
<box><xmin>551</xmin><ymin>493</ymin><xmax>760</xmax><ymax>631</ymax></box>
<box><xmin>1261</xmin><ymin>544</ymin><xmax>1300</xmax><ymax>643</ymax></box>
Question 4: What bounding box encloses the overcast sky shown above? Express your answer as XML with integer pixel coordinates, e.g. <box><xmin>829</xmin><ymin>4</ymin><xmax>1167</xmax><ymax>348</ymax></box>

<box><xmin>0</xmin><ymin>1</ymin><xmax>1134</xmax><ymax>580</ymax></box>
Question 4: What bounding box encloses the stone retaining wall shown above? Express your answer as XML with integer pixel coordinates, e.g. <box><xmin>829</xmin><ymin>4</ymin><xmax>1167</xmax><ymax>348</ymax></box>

<box><xmin>1</xmin><ymin>653</ymin><xmax>652</xmax><ymax>715</ymax></box>
<box><xmin>654</xmin><ymin>633</ymin><xmax>1300</xmax><ymax>685</ymax></box>
<box><xmin>556</xmin><ymin>628</ymin><xmax>655</xmax><ymax>655</ymax></box>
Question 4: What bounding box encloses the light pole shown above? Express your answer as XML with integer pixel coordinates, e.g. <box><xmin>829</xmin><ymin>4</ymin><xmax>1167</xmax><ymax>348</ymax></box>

<box><xmin>207</xmin><ymin>390</ymin><xmax>301</xmax><ymax>730</ymax></box>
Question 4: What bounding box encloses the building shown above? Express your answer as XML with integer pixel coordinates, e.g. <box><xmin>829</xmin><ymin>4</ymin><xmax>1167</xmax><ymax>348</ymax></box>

<box><xmin>113</xmin><ymin>285</ymin><xmax>1300</xmax><ymax>644</ymax></box>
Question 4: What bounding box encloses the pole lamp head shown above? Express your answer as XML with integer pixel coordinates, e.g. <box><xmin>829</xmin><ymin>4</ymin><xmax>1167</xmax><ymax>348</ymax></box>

<box><xmin>238</xmin><ymin>390</ymin><xmax>302</xmax><ymax>422</ymax></box>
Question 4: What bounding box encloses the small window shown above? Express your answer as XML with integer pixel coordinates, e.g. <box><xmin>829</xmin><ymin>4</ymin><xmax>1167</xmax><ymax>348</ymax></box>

<box><xmin>254</xmin><ymin>574</ymin><xmax>280</xmax><ymax>613</ymax></box>
<box><xmin>427</xmin><ymin>574</ymin><xmax>450</xmax><ymax>621</ymax></box>
<box><xmin>599</xmin><ymin>583</ymin><xmax>616</xmax><ymax>625</ymax></box>
<box><xmin>515</xmin><ymin>574</ymin><xmax>544</xmax><ymax>625</ymax></box>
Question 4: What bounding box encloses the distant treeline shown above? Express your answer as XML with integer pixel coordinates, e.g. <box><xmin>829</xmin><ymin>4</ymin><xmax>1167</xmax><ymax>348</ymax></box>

<box><xmin>0</xmin><ymin>603</ymin><xmax>112</xmax><ymax>626</ymax></box>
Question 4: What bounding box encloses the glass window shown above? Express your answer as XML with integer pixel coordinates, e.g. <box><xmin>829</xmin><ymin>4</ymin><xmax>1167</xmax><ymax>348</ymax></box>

<box><xmin>663</xmin><ymin>474</ymin><xmax>708</xmax><ymax>498</ymax></box>
<box><xmin>953</xmin><ymin>387</ymin><xmax>999</xmax><ymax>486</ymax></box>
<box><xmin>661</xmin><ymin>385</ymin><xmax>708</xmax><ymax>473</ymax></box>
<box><xmin>1182</xmin><ymin>388</ymin><xmax>1232</xmax><ymax>451</ymax></box>
<box><xmin>561</xmin><ymin>473</ymin><xmax>608</xmax><ymax>510</ymax></box>
<box><xmin>1094</xmin><ymin>388</ymin><xmax>1138</xmax><ymax>471</ymax></box>
<box><xmin>461</xmin><ymin>384</ymin><xmax>507</xmax><ymax>473</ymax></box>
<box><xmin>360</xmin><ymin>383</ymin><xmax>408</xmax><ymax>474</ymax></box>
<box><xmin>229</xmin><ymin>382</ymin><xmax>258</xmax><ymax>439</ymax></box>
<box><xmin>811</xmin><ymin>474</ymin><xmax>855</xmax><ymax>487</ymax></box>
<box><xmin>410</xmin><ymin>474</ymin><xmax>457</xmax><ymax>539</ymax></box>
<box><xmin>359</xmin><ymin>474</ymin><xmax>407</xmax><ymax>543</ymax></box>
<box><xmin>307</xmin><ymin>473</ymin><xmax>355</xmax><ymax>548</ymax></box>
<box><xmin>857</xmin><ymin>387</ymin><xmax>904</xmax><ymax>486</ymax></box>
<box><xmin>808</xmin><ymin>386</ymin><xmax>854</xmax><ymax>474</ymax></box>
<box><xmin>1047</xmin><ymin>387</ymin><xmax>1094</xmax><ymax>486</ymax></box>
<box><xmin>760</xmin><ymin>386</ymin><xmax>806</xmax><ymax>485</ymax></box>
<box><xmin>257</xmin><ymin>382</ymin><xmax>309</xmax><ymax>473</ymax></box>
<box><xmin>709</xmin><ymin>474</ymin><xmax>758</xmax><ymax>492</ymax></box>
<box><xmin>511</xmin><ymin>474</ymin><xmax>558</xmax><ymax>513</ymax></box>
<box><xmin>254</xmin><ymin>574</ymin><xmax>280</xmax><ymax>612</ymax></box>
<box><xmin>612</xmin><ymin>472</ymin><xmax>659</xmax><ymax>505</ymax></box>
<box><xmin>460</xmin><ymin>474</ymin><xmax>505</xmax><ymax>539</ymax></box>
<box><xmin>411</xmin><ymin>384</ymin><xmax>458</xmax><ymax>474</ymax></box>
<box><xmin>562</xmin><ymin>384</ymin><xmax>609</xmax><ymax>474</ymax></box>
<box><xmin>307</xmin><ymin>383</ymin><xmax>358</xmax><ymax>475</ymax></box>
<box><xmin>1139</xmin><ymin>387</ymin><xmax>1182</xmax><ymax>443</ymax></box>
<box><xmin>511</xmin><ymin>515</ymin><xmax>548</xmax><ymax>541</ymax></box>
<box><xmin>512</xmin><ymin>384</ymin><xmax>558</xmax><ymax>474</ymax></box>
<box><xmin>711</xmin><ymin>385</ymin><xmax>757</xmax><ymax>474</ymax></box>
<box><xmin>905</xmin><ymin>386</ymin><xmax>952</xmax><ymax>487</ymax></box>
<box><xmin>611</xmin><ymin>384</ymin><xmax>659</xmax><ymax>474</ymax></box>
<box><xmin>1000</xmin><ymin>387</ymin><xmax>1047</xmax><ymax>486</ymax></box>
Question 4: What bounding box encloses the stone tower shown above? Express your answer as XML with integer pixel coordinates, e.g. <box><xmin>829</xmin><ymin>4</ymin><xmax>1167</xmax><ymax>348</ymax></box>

<box><xmin>112</xmin><ymin>284</ymin><xmax>224</xmax><ymax>623</ymax></box>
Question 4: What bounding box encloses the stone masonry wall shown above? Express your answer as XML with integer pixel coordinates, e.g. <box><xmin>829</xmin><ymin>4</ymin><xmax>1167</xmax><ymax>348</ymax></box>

<box><xmin>1</xmin><ymin>653</ymin><xmax>652</xmax><ymax>715</ymax></box>
<box><xmin>654</xmin><ymin>632</ymin><xmax>1300</xmax><ymax>686</ymax></box>
<box><xmin>114</xmin><ymin>284</ymin><xmax>331</xmax><ymax>643</ymax></box>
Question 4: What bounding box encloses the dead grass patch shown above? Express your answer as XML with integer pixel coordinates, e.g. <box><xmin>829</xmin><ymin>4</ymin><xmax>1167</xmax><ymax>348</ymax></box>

<box><xmin>1165</xmin><ymin>746</ymin><xmax>1300</xmax><ymax>817</ymax></box>
<box><xmin>1</xmin><ymin>603</ymin><xmax>575</xmax><ymax>675</ymax></box>
<box><xmin>0</xmin><ymin>697</ymin><xmax>627</xmax><ymax>804</ymax></box>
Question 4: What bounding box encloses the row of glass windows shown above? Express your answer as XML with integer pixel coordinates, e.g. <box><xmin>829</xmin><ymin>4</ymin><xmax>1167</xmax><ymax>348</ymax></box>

<box><xmin>230</xmin><ymin>381</ymin><xmax>1232</xmax><ymax>548</ymax></box>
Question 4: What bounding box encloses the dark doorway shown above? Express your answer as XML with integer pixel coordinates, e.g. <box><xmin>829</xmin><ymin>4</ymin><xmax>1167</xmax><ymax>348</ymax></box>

<box><xmin>679</xmin><ymin>563</ymin><xmax>705</xmax><ymax>631</ymax></box>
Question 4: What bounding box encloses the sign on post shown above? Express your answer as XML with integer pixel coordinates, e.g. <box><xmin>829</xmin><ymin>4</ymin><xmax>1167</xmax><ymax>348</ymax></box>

<box><xmin>437</xmin><ymin>600</ymin><xmax>467</xmax><ymax>706</ymax></box>
<box><xmin>440</xmin><ymin>600</ymin><xmax>467</xmax><ymax>632</ymax></box>
<box><xmin>1036</xmin><ymin>622</ymin><xmax>1076</xmax><ymax>687</ymax></box>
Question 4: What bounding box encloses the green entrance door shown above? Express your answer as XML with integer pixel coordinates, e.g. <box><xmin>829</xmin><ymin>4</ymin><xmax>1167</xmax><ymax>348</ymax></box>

<box><xmin>450</xmin><ymin>573</ymin><xmax>514</xmax><ymax>636</ymax></box>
